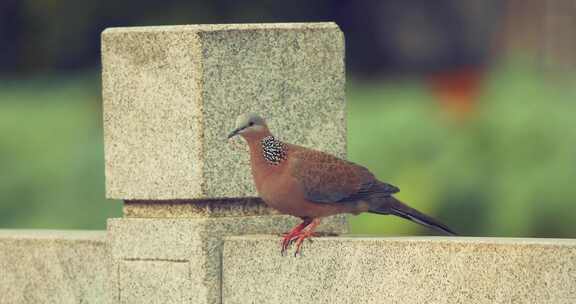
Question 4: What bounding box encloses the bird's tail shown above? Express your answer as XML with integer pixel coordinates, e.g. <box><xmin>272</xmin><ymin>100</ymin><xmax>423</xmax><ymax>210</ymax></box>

<box><xmin>369</xmin><ymin>196</ymin><xmax>457</xmax><ymax>236</ymax></box>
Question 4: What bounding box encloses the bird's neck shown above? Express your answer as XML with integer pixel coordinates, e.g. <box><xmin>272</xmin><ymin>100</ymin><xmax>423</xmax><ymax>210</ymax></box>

<box><xmin>246</xmin><ymin>133</ymin><xmax>288</xmax><ymax>167</ymax></box>
<box><xmin>259</xmin><ymin>135</ymin><xmax>288</xmax><ymax>165</ymax></box>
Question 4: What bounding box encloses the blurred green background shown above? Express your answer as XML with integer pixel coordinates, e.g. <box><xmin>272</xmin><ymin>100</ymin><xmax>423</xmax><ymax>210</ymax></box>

<box><xmin>1</xmin><ymin>0</ymin><xmax>575</xmax><ymax>237</ymax></box>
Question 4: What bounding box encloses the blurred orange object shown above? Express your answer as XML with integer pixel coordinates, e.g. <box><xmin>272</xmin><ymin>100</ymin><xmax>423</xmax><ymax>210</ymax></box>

<box><xmin>428</xmin><ymin>66</ymin><xmax>484</xmax><ymax>119</ymax></box>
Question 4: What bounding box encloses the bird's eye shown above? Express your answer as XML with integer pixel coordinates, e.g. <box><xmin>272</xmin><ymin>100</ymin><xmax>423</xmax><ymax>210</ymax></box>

<box><xmin>248</xmin><ymin>122</ymin><xmax>254</xmax><ymax>126</ymax></box>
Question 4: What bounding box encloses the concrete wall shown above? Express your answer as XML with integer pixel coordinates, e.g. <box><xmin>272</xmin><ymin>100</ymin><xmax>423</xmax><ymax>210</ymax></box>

<box><xmin>1</xmin><ymin>232</ymin><xmax>575</xmax><ymax>304</ymax></box>
<box><xmin>223</xmin><ymin>236</ymin><xmax>576</xmax><ymax>304</ymax></box>
<box><xmin>0</xmin><ymin>230</ymin><xmax>110</xmax><ymax>304</ymax></box>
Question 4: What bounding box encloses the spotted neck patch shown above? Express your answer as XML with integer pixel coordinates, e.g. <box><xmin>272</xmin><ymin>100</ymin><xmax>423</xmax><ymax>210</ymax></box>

<box><xmin>261</xmin><ymin>136</ymin><xmax>288</xmax><ymax>165</ymax></box>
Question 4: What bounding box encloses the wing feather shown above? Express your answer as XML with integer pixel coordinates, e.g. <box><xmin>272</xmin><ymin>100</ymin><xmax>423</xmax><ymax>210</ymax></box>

<box><xmin>289</xmin><ymin>147</ymin><xmax>399</xmax><ymax>204</ymax></box>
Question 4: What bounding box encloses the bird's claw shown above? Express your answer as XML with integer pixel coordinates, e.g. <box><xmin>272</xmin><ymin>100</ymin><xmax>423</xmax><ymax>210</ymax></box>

<box><xmin>293</xmin><ymin>233</ymin><xmax>312</xmax><ymax>257</ymax></box>
<box><xmin>279</xmin><ymin>219</ymin><xmax>320</xmax><ymax>257</ymax></box>
<box><xmin>280</xmin><ymin>233</ymin><xmax>300</xmax><ymax>256</ymax></box>
<box><xmin>283</xmin><ymin>230</ymin><xmax>314</xmax><ymax>257</ymax></box>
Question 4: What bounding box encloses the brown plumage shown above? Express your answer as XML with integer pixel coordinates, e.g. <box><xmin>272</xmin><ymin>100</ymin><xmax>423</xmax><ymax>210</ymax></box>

<box><xmin>228</xmin><ymin>113</ymin><xmax>456</xmax><ymax>256</ymax></box>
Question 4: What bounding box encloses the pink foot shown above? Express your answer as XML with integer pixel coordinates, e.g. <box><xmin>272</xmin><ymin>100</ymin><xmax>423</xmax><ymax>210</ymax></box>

<box><xmin>280</xmin><ymin>220</ymin><xmax>310</xmax><ymax>256</ymax></box>
<box><xmin>290</xmin><ymin>219</ymin><xmax>321</xmax><ymax>257</ymax></box>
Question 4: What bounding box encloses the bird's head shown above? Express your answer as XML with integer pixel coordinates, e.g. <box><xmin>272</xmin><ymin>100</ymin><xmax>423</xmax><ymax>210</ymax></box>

<box><xmin>227</xmin><ymin>113</ymin><xmax>270</xmax><ymax>141</ymax></box>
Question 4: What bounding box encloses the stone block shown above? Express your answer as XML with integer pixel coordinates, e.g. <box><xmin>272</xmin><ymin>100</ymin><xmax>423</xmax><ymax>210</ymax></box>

<box><xmin>101</xmin><ymin>23</ymin><xmax>346</xmax><ymax>200</ymax></box>
<box><xmin>222</xmin><ymin>236</ymin><xmax>576</xmax><ymax>304</ymax></box>
<box><xmin>108</xmin><ymin>215</ymin><xmax>347</xmax><ymax>304</ymax></box>
<box><xmin>0</xmin><ymin>230</ymin><xmax>110</xmax><ymax>304</ymax></box>
<box><xmin>119</xmin><ymin>260</ymin><xmax>191</xmax><ymax>304</ymax></box>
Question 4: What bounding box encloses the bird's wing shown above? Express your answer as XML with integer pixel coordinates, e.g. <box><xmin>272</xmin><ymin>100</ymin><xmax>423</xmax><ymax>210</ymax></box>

<box><xmin>288</xmin><ymin>147</ymin><xmax>399</xmax><ymax>204</ymax></box>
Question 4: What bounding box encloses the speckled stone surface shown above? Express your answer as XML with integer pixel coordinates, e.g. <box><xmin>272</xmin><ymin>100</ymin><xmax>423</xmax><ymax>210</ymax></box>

<box><xmin>223</xmin><ymin>236</ymin><xmax>576</xmax><ymax>304</ymax></box>
<box><xmin>0</xmin><ymin>230</ymin><xmax>110</xmax><ymax>304</ymax></box>
<box><xmin>101</xmin><ymin>23</ymin><xmax>346</xmax><ymax>200</ymax></box>
<box><xmin>119</xmin><ymin>260</ymin><xmax>191</xmax><ymax>304</ymax></box>
<box><xmin>108</xmin><ymin>216</ymin><xmax>347</xmax><ymax>304</ymax></box>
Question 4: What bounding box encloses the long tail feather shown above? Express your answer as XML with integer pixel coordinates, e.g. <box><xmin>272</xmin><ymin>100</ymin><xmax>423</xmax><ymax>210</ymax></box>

<box><xmin>369</xmin><ymin>197</ymin><xmax>457</xmax><ymax>236</ymax></box>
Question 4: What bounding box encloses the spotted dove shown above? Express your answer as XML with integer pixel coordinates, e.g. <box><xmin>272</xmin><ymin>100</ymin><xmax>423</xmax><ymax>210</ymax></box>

<box><xmin>228</xmin><ymin>113</ymin><xmax>456</xmax><ymax>255</ymax></box>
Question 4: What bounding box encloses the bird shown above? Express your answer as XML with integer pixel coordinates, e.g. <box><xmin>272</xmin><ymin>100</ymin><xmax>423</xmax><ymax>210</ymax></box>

<box><xmin>227</xmin><ymin>113</ymin><xmax>456</xmax><ymax>256</ymax></box>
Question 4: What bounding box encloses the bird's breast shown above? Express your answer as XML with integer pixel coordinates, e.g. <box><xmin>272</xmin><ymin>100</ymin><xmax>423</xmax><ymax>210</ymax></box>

<box><xmin>254</xmin><ymin>168</ymin><xmax>303</xmax><ymax>214</ymax></box>
<box><xmin>254</xmin><ymin>165</ymin><xmax>292</xmax><ymax>200</ymax></box>
<box><xmin>255</xmin><ymin>168</ymin><xmax>351</xmax><ymax>218</ymax></box>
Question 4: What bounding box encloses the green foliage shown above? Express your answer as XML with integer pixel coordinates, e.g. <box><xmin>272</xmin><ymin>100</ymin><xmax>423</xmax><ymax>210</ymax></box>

<box><xmin>348</xmin><ymin>63</ymin><xmax>576</xmax><ymax>237</ymax></box>
<box><xmin>0</xmin><ymin>74</ymin><xmax>121</xmax><ymax>229</ymax></box>
<box><xmin>0</xmin><ymin>63</ymin><xmax>575</xmax><ymax>237</ymax></box>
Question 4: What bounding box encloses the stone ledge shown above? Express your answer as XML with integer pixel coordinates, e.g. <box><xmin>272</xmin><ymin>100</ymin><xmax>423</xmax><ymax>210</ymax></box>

<box><xmin>123</xmin><ymin>198</ymin><xmax>279</xmax><ymax>218</ymax></box>
<box><xmin>223</xmin><ymin>236</ymin><xmax>576</xmax><ymax>304</ymax></box>
<box><xmin>0</xmin><ymin>230</ymin><xmax>110</xmax><ymax>304</ymax></box>
<box><xmin>0</xmin><ymin>229</ymin><xmax>107</xmax><ymax>241</ymax></box>
<box><xmin>102</xmin><ymin>22</ymin><xmax>338</xmax><ymax>34</ymax></box>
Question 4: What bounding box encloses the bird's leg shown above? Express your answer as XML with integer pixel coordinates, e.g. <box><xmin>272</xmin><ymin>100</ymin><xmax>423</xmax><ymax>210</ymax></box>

<box><xmin>281</xmin><ymin>218</ymin><xmax>312</xmax><ymax>256</ymax></box>
<box><xmin>294</xmin><ymin>218</ymin><xmax>321</xmax><ymax>257</ymax></box>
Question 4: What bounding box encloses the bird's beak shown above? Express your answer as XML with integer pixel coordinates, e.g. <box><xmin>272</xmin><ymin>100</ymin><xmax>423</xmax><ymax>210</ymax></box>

<box><xmin>227</xmin><ymin>127</ymin><xmax>241</xmax><ymax>139</ymax></box>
